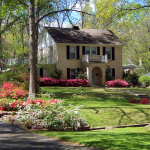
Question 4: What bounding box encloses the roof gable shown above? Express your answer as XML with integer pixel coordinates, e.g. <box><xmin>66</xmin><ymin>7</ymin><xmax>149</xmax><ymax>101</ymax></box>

<box><xmin>45</xmin><ymin>27</ymin><xmax>123</xmax><ymax>46</ymax></box>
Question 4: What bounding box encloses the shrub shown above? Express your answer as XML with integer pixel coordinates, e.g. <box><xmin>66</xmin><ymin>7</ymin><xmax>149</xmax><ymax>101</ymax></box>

<box><xmin>139</xmin><ymin>76</ymin><xmax>150</xmax><ymax>87</ymax></box>
<box><xmin>0</xmin><ymin>82</ymin><xmax>28</xmax><ymax>99</ymax></box>
<box><xmin>124</xmin><ymin>73</ymin><xmax>139</xmax><ymax>86</ymax></box>
<box><xmin>40</xmin><ymin>78</ymin><xmax>90</xmax><ymax>87</ymax></box>
<box><xmin>106</xmin><ymin>79</ymin><xmax>130</xmax><ymax>87</ymax></box>
<box><xmin>139</xmin><ymin>98</ymin><xmax>149</xmax><ymax>104</ymax></box>
<box><xmin>0</xmin><ymin>70</ymin><xmax>41</xmax><ymax>91</ymax></box>
<box><xmin>129</xmin><ymin>98</ymin><xmax>149</xmax><ymax>104</ymax></box>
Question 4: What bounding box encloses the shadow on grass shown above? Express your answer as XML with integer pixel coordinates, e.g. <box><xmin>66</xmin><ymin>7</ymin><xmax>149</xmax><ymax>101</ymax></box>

<box><xmin>35</xmin><ymin>130</ymin><xmax>150</xmax><ymax>150</ymax></box>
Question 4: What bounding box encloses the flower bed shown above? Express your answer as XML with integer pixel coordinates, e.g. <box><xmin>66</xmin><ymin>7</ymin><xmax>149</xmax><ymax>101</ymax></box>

<box><xmin>40</xmin><ymin>78</ymin><xmax>90</xmax><ymax>87</ymax></box>
<box><xmin>0</xmin><ymin>98</ymin><xmax>89</xmax><ymax>131</ymax></box>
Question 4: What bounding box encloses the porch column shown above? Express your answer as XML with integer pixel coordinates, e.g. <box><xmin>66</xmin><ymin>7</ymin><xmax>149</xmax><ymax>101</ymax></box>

<box><xmin>102</xmin><ymin>65</ymin><xmax>106</xmax><ymax>86</ymax></box>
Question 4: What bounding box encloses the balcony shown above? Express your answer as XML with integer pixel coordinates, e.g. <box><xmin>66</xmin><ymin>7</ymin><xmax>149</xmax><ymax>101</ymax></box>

<box><xmin>82</xmin><ymin>55</ymin><xmax>108</xmax><ymax>63</ymax></box>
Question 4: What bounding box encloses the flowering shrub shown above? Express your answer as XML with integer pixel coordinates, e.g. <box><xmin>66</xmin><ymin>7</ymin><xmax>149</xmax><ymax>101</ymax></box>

<box><xmin>40</xmin><ymin>78</ymin><xmax>90</xmax><ymax>87</ymax></box>
<box><xmin>106</xmin><ymin>79</ymin><xmax>130</xmax><ymax>87</ymax></box>
<box><xmin>16</xmin><ymin>99</ymin><xmax>88</xmax><ymax>130</ymax></box>
<box><xmin>129</xmin><ymin>99</ymin><xmax>137</xmax><ymax>103</ymax></box>
<box><xmin>0</xmin><ymin>99</ymin><xmax>25</xmax><ymax>111</ymax></box>
<box><xmin>0</xmin><ymin>82</ymin><xmax>28</xmax><ymax>99</ymax></box>
<box><xmin>139</xmin><ymin>98</ymin><xmax>149</xmax><ymax>104</ymax></box>
<box><xmin>129</xmin><ymin>98</ymin><xmax>149</xmax><ymax>104</ymax></box>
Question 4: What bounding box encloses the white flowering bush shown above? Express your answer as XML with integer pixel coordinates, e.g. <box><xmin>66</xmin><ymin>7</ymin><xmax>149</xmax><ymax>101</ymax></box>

<box><xmin>16</xmin><ymin>99</ymin><xmax>88</xmax><ymax>131</ymax></box>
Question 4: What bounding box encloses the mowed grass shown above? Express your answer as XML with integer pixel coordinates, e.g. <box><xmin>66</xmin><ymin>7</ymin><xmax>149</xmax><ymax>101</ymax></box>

<box><xmin>39</xmin><ymin>86</ymin><xmax>150</xmax><ymax>127</ymax></box>
<box><xmin>33</xmin><ymin>127</ymin><xmax>150</xmax><ymax>150</ymax></box>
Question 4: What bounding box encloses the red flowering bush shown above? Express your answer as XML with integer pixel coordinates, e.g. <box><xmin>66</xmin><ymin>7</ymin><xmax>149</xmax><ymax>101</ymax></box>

<box><xmin>129</xmin><ymin>99</ymin><xmax>137</xmax><ymax>103</ymax></box>
<box><xmin>139</xmin><ymin>98</ymin><xmax>149</xmax><ymax>104</ymax></box>
<box><xmin>26</xmin><ymin>98</ymin><xmax>58</xmax><ymax>107</ymax></box>
<box><xmin>106</xmin><ymin>79</ymin><xmax>130</xmax><ymax>87</ymax></box>
<box><xmin>129</xmin><ymin>98</ymin><xmax>149</xmax><ymax>104</ymax></box>
<box><xmin>0</xmin><ymin>99</ymin><xmax>25</xmax><ymax>111</ymax></box>
<box><xmin>40</xmin><ymin>78</ymin><xmax>90</xmax><ymax>87</ymax></box>
<box><xmin>0</xmin><ymin>82</ymin><xmax>28</xmax><ymax>99</ymax></box>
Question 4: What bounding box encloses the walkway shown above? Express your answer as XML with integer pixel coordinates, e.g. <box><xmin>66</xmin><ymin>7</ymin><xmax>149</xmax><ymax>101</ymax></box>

<box><xmin>0</xmin><ymin>120</ymin><xmax>98</xmax><ymax>150</ymax></box>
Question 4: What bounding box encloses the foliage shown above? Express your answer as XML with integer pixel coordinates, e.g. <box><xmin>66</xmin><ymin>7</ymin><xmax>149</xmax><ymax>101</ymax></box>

<box><xmin>106</xmin><ymin>79</ymin><xmax>130</xmax><ymax>87</ymax></box>
<box><xmin>0</xmin><ymin>70</ymin><xmax>41</xmax><ymax>91</ymax></box>
<box><xmin>40</xmin><ymin>78</ymin><xmax>90</xmax><ymax>87</ymax></box>
<box><xmin>0</xmin><ymin>82</ymin><xmax>28</xmax><ymax>99</ymax></box>
<box><xmin>139</xmin><ymin>76</ymin><xmax>150</xmax><ymax>87</ymax></box>
<box><xmin>50</xmin><ymin>68</ymin><xmax>63</xmax><ymax>79</ymax></box>
<box><xmin>106</xmin><ymin>66</ymin><xmax>114</xmax><ymax>81</ymax></box>
<box><xmin>124</xmin><ymin>72</ymin><xmax>139</xmax><ymax>86</ymax></box>
<box><xmin>76</xmin><ymin>65</ymin><xmax>87</xmax><ymax>79</ymax></box>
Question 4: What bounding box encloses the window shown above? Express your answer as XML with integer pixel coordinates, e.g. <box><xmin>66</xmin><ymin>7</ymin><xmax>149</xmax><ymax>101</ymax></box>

<box><xmin>70</xmin><ymin>46</ymin><xmax>76</xmax><ymax>59</ymax></box>
<box><xmin>105</xmin><ymin>47</ymin><xmax>112</xmax><ymax>59</ymax></box>
<box><xmin>70</xmin><ymin>69</ymin><xmax>76</xmax><ymax>79</ymax></box>
<box><xmin>85</xmin><ymin>47</ymin><xmax>96</xmax><ymax>55</ymax></box>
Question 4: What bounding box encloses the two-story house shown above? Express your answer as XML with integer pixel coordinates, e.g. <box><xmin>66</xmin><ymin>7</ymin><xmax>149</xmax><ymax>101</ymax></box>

<box><xmin>38</xmin><ymin>26</ymin><xmax>123</xmax><ymax>86</ymax></box>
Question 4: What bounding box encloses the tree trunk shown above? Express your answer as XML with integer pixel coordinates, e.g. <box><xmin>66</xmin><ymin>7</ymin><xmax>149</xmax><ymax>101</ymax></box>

<box><xmin>0</xmin><ymin>0</ymin><xmax>2</xmax><ymax>66</ymax></box>
<box><xmin>29</xmin><ymin>0</ymin><xmax>36</xmax><ymax>98</ymax></box>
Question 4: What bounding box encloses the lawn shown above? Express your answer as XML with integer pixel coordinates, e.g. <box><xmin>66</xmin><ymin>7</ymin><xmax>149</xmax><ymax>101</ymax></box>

<box><xmin>33</xmin><ymin>127</ymin><xmax>150</xmax><ymax>150</ymax></box>
<box><xmin>39</xmin><ymin>86</ymin><xmax>150</xmax><ymax>127</ymax></box>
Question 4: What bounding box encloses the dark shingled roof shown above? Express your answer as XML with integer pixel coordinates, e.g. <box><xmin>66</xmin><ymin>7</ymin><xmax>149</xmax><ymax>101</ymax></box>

<box><xmin>45</xmin><ymin>27</ymin><xmax>123</xmax><ymax>45</ymax></box>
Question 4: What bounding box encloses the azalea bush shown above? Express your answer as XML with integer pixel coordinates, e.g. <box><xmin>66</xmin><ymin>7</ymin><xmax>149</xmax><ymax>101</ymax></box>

<box><xmin>0</xmin><ymin>99</ymin><xmax>25</xmax><ymax>111</ymax></box>
<box><xmin>129</xmin><ymin>98</ymin><xmax>149</xmax><ymax>104</ymax></box>
<box><xmin>106</xmin><ymin>79</ymin><xmax>130</xmax><ymax>87</ymax></box>
<box><xmin>0</xmin><ymin>70</ymin><xmax>41</xmax><ymax>91</ymax></box>
<box><xmin>40</xmin><ymin>78</ymin><xmax>90</xmax><ymax>87</ymax></box>
<box><xmin>0</xmin><ymin>82</ymin><xmax>28</xmax><ymax>99</ymax></box>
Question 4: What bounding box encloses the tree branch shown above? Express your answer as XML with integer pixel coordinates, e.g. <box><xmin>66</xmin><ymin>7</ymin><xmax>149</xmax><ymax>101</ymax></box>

<box><xmin>36</xmin><ymin>9</ymin><xmax>94</xmax><ymax>26</ymax></box>
<box><xmin>18</xmin><ymin>0</ymin><xmax>28</xmax><ymax>7</ymax></box>
<box><xmin>120</xmin><ymin>5</ymin><xmax>150</xmax><ymax>11</ymax></box>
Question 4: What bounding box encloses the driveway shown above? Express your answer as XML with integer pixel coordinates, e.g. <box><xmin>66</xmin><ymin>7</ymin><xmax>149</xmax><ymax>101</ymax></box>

<box><xmin>0</xmin><ymin>120</ymin><xmax>97</xmax><ymax>150</ymax></box>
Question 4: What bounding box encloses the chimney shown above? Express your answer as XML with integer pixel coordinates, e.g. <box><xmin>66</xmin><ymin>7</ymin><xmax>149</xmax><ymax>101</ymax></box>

<box><xmin>73</xmin><ymin>26</ymin><xmax>79</xmax><ymax>30</ymax></box>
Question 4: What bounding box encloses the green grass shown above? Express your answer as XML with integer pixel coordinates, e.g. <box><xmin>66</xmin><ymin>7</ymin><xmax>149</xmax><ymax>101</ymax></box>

<box><xmin>34</xmin><ymin>86</ymin><xmax>150</xmax><ymax>149</ymax></box>
<box><xmin>39</xmin><ymin>86</ymin><xmax>150</xmax><ymax>127</ymax></box>
<box><xmin>32</xmin><ymin>127</ymin><xmax>150</xmax><ymax>150</ymax></box>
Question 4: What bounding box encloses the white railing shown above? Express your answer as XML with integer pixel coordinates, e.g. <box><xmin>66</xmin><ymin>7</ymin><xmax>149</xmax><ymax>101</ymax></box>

<box><xmin>82</xmin><ymin>55</ymin><xmax>108</xmax><ymax>63</ymax></box>
<box><xmin>8</xmin><ymin>57</ymin><xmax>55</xmax><ymax>66</ymax></box>
<box><xmin>8</xmin><ymin>58</ymin><xmax>29</xmax><ymax>66</ymax></box>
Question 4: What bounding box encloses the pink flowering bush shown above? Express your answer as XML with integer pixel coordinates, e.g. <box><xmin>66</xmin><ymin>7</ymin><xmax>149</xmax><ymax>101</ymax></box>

<box><xmin>40</xmin><ymin>78</ymin><xmax>90</xmax><ymax>87</ymax></box>
<box><xmin>129</xmin><ymin>98</ymin><xmax>149</xmax><ymax>104</ymax></box>
<box><xmin>106</xmin><ymin>79</ymin><xmax>130</xmax><ymax>87</ymax></box>
<box><xmin>0</xmin><ymin>82</ymin><xmax>28</xmax><ymax>99</ymax></box>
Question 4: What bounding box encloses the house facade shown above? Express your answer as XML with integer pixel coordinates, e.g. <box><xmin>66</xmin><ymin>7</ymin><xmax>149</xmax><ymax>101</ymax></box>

<box><xmin>38</xmin><ymin>27</ymin><xmax>123</xmax><ymax>86</ymax></box>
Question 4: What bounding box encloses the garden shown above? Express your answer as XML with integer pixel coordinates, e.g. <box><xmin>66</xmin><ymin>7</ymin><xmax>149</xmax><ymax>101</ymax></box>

<box><xmin>0</xmin><ymin>70</ymin><xmax>150</xmax><ymax>149</ymax></box>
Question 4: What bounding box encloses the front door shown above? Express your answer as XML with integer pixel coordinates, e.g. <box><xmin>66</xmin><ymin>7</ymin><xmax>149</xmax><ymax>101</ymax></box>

<box><xmin>92</xmin><ymin>67</ymin><xmax>102</xmax><ymax>86</ymax></box>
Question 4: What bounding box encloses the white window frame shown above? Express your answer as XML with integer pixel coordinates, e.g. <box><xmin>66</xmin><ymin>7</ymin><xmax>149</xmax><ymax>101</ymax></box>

<box><xmin>85</xmin><ymin>46</ymin><xmax>97</xmax><ymax>55</ymax></box>
<box><xmin>70</xmin><ymin>46</ymin><xmax>76</xmax><ymax>59</ymax></box>
<box><xmin>70</xmin><ymin>68</ymin><xmax>77</xmax><ymax>79</ymax></box>
<box><xmin>105</xmin><ymin>47</ymin><xmax>112</xmax><ymax>60</ymax></box>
